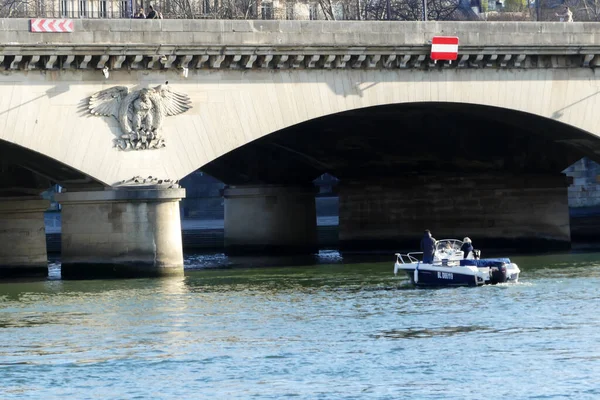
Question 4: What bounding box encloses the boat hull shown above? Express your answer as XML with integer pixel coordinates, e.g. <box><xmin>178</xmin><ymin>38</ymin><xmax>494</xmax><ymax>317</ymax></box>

<box><xmin>395</xmin><ymin>262</ymin><xmax>484</xmax><ymax>287</ymax></box>
<box><xmin>404</xmin><ymin>268</ymin><xmax>481</xmax><ymax>287</ymax></box>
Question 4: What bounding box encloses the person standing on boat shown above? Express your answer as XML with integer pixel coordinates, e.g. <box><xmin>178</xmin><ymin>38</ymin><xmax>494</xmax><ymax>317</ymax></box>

<box><xmin>460</xmin><ymin>237</ymin><xmax>473</xmax><ymax>259</ymax></box>
<box><xmin>420</xmin><ymin>230</ymin><xmax>436</xmax><ymax>264</ymax></box>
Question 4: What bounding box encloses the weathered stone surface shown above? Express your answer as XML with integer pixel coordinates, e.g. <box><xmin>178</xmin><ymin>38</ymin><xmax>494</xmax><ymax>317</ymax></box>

<box><xmin>56</xmin><ymin>188</ymin><xmax>185</xmax><ymax>279</ymax></box>
<box><xmin>0</xmin><ymin>197</ymin><xmax>49</xmax><ymax>278</ymax></box>
<box><xmin>224</xmin><ymin>185</ymin><xmax>317</xmax><ymax>254</ymax></box>
<box><xmin>338</xmin><ymin>174</ymin><xmax>570</xmax><ymax>250</ymax></box>
<box><xmin>564</xmin><ymin>158</ymin><xmax>600</xmax><ymax>208</ymax></box>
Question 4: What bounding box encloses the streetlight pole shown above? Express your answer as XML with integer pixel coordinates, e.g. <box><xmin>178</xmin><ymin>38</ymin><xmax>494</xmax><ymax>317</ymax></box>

<box><xmin>422</xmin><ymin>0</ymin><xmax>428</xmax><ymax>21</ymax></box>
<box><xmin>386</xmin><ymin>0</ymin><xmax>391</xmax><ymax>20</ymax></box>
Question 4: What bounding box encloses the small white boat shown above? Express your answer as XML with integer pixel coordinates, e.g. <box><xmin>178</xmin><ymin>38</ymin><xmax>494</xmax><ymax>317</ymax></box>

<box><xmin>394</xmin><ymin>239</ymin><xmax>520</xmax><ymax>287</ymax></box>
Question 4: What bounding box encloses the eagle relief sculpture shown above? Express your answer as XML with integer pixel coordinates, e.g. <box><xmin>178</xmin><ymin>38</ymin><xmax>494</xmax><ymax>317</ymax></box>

<box><xmin>88</xmin><ymin>83</ymin><xmax>192</xmax><ymax>150</ymax></box>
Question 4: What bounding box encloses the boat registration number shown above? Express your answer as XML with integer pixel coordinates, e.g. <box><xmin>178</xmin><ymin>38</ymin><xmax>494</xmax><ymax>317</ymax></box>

<box><xmin>437</xmin><ymin>271</ymin><xmax>454</xmax><ymax>280</ymax></box>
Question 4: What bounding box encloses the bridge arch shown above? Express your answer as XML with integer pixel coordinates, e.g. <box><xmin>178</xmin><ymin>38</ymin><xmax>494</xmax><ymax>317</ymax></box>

<box><xmin>198</xmin><ymin>99</ymin><xmax>596</xmax><ymax>253</ymax></box>
<box><xmin>199</xmin><ymin>100</ymin><xmax>599</xmax><ymax>184</ymax></box>
<box><xmin>2</xmin><ymin>68</ymin><xmax>600</xmax><ymax>185</ymax></box>
<box><xmin>0</xmin><ymin>139</ymin><xmax>104</xmax><ymax>193</ymax></box>
<box><xmin>184</xmin><ymin>68</ymin><xmax>600</xmax><ymax>179</ymax></box>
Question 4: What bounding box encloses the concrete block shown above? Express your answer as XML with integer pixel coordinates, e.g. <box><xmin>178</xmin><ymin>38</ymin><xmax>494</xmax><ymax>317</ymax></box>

<box><xmin>175</xmin><ymin>20</ymin><xmax>194</xmax><ymax>32</ymax></box>
<box><xmin>130</xmin><ymin>19</ymin><xmax>152</xmax><ymax>32</ymax></box>
<box><xmin>93</xmin><ymin>30</ymin><xmax>121</xmax><ymax>44</ymax></box>
<box><xmin>460</xmin><ymin>31</ymin><xmax>481</xmax><ymax>46</ymax></box>
<box><xmin>251</xmin><ymin>20</ymin><xmax>280</xmax><ymax>33</ymax></box>
<box><xmin>278</xmin><ymin>21</ymin><xmax>302</xmax><ymax>34</ymax></box>
<box><xmin>122</xmin><ymin>31</ymin><xmax>144</xmax><ymax>44</ymax></box>
<box><xmin>300</xmin><ymin>21</ymin><xmax>323</xmax><ymax>34</ymax></box>
<box><xmin>1</xmin><ymin>18</ymin><xmax>31</xmax><ymax>32</ymax></box>
<box><xmin>231</xmin><ymin>20</ymin><xmax>255</xmax><ymax>33</ymax></box>
<box><xmin>194</xmin><ymin>32</ymin><xmax>225</xmax><ymax>45</ymax></box>
<box><xmin>129</xmin><ymin>19</ymin><xmax>162</xmax><ymax>33</ymax></box>
<box><xmin>403</xmin><ymin>31</ymin><xmax>428</xmax><ymax>46</ymax></box>
<box><xmin>80</xmin><ymin>19</ymin><xmax>106</xmax><ymax>32</ymax></box>
<box><xmin>359</xmin><ymin>32</ymin><xmax>394</xmax><ymax>46</ymax></box>
<box><xmin>107</xmin><ymin>19</ymin><xmax>132</xmax><ymax>32</ymax></box>
<box><xmin>323</xmin><ymin>22</ymin><xmax>355</xmax><ymax>34</ymax></box>
<box><xmin>36</xmin><ymin>32</ymin><xmax>73</xmax><ymax>44</ymax></box>
<box><xmin>160</xmin><ymin>19</ymin><xmax>185</xmax><ymax>32</ymax></box>
<box><xmin>367</xmin><ymin>21</ymin><xmax>392</xmax><ymax>33</ymax></box>
<box><xmin>193</xmin><ymin>19</ymin><xmax>230</xmax><ymax>33</ymax></box>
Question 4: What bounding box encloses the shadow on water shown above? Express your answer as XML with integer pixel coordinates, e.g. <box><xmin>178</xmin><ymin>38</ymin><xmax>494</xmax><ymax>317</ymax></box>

<box><xmin>371</xmin><ymin>324</ymin><xmax>578</xmax><ymax>340</ymax></box>
<box><xmin>184</xmin><ymin>249</ymin><xmax>395</xmax><ymax>270</ymax></box>
<box><xmin>371</xmin><ymin>325</ymin><xmax>492</xmax><ymax>339</ymax></box>
<box><xmin>2</xmin><ymin>249</ymin><xmax>600</xmax><ymax>292</ymax></box>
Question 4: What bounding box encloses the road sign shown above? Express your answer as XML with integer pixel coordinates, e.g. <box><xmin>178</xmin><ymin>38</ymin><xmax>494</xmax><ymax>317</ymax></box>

<box><xmin>30</xmin><ymin>19</ymin><xmax>74</xmax><ymax>33</ymax></box>
<box><xmin>430</xmin><ymin>36</ymin><xmax>459</xmax><ymax>61</ymax></box>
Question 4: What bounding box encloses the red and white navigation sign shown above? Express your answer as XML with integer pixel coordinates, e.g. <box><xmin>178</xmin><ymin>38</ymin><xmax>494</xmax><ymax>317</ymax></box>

<box><xmin>30</xmin><ymin>19</ymin><xmax>74</xmax><ymax>33</ymax></box>
<box><xmin>430</xmin><ymin>36</ymin><xmax>459</xmax><ymax>61</ymax></box>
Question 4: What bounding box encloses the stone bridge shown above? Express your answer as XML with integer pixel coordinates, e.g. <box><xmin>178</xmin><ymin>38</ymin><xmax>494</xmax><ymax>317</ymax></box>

<box><xmin>2</xmin><ymin>19</ymin><xmax>600</xmax><ymax>278</ymax></box>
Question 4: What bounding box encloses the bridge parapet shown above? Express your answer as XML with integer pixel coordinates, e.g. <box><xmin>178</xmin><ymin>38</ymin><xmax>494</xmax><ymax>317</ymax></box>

<box><xmin>2</xmin><ymin>20</ymin><xmax>600</xmax><ymax>70</ymax></box>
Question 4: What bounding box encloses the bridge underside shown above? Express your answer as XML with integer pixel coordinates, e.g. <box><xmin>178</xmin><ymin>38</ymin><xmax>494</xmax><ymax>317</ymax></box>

<box><xmin>202</xmin><ymin>103</ymin><xmax>593</xmax><ymax>184</ymax></box>
<box><xmin>202</xmin><ymin>103</ymin><xmax>599</xmax><ymax>252</ymax></box>
<box><xmin>0</xmin><ymin>141</ymin><xmax>105</xmax><ymax>278</ymax></box>
<box><xmin>0</xmin><ymin>141</ymin><xmax>104</xmax><ymax>195</ymax></box>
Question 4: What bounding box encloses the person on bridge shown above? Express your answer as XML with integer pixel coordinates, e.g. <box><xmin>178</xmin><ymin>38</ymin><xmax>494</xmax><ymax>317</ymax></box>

<box><xmin>146</xmin><ymin>5</ymin><xmax>160</xmax><ymax>19</ymax></box>
<box><xmin>555</xmin><ymin>6</ymin><xmax>573</xmax><ymax>22</ymax></box>
<box><xmin>420</xmin><ymin>230</ymin><xmax>436</xmax><ymax>264</ymax></box>
<box><xmin>135</xmin><ymin>8</ymin><xmax>146</xmax><ymax>18</ymax></box>
<box><xmin>460</xmin><ymin>237</ymin><xmax>474</xmax><ymax>259</ymax></box>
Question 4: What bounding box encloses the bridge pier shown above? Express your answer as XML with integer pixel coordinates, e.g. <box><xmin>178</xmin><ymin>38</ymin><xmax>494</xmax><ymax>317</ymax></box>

<box><xmin>0</xmin><ymin>197</ymin><xmax>49</xmax><ymax>278</ymax></box>
<box><xmin>224</xmin><ymin>185</ymin><xmax>317</xmax><ymax>254</ymax></box>
<box><xmin>338</xmin><ymin>174</ymin><xmax>571</xmax><ymax>251</ymax></box>
<box><xmin>56</xmin><ymin>187</ymin><xmax>185</xmax><ymax>279</ymax></box>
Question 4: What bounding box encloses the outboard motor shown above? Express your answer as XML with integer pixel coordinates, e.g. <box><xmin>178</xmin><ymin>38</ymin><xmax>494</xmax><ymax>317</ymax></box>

<box><xmin>489</xmin><ymin>263</ymin><xmax>508</xmax><ymax>284</ymax></box>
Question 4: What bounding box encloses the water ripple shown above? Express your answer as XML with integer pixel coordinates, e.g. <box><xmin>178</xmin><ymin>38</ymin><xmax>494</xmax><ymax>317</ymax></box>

<box><xmin>0</xmin><ymin>253</ymin><xmax>600</xmax><ymax>399</ymax></box>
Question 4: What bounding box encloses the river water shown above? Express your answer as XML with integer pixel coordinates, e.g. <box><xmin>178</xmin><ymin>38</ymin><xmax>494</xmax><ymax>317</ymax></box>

<box><xmin>1</xmin><ymin>251</ymin><xmax>600</xmax><ymax>399</ymax></box>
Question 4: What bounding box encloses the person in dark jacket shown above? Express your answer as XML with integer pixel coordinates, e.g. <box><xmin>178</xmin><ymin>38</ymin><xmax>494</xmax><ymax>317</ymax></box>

<box><xmin>420</xmin><ymin>230</ymin><xmax>436</xmax><ymax>264</ymax></box>
<box><xmin>146</xmin><ymin>5</ymin><xmax>159</xmax><ymax>19</ymax></box>
<box><xmin>460</xmin><ymin>237</ymin><xmax>473</xmax><ymax>259</ymax></box>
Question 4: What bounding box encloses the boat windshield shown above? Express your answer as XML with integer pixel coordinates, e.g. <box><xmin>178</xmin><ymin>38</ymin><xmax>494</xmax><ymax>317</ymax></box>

<box><xmin>435</xmin><ymin>239</ymin><xmax>463</xmax><ymax>253</ymax></box>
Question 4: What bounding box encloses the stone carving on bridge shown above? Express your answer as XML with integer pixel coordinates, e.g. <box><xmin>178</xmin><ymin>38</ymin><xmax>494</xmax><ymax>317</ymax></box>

<box><xmin>88</xmin><ymin>84</ymin><xmax>192</xmax><ymax>150</ymax></box>
<box><xmin>117</xmin><ymin>176</ymin><xmax>181</xmax><ymax>188</ymax></box>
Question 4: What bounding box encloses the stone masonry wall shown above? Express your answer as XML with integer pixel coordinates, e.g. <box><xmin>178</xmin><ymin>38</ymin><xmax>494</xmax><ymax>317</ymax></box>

<box><xmin>339</xmin><ymin>174</ymin><xmax>570</xmax><ymax>249</ymax></box>
<box><xmin>563</xmin><ymin>158</ymin><xmax>600</xmax><ymax>208</ymax></box>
